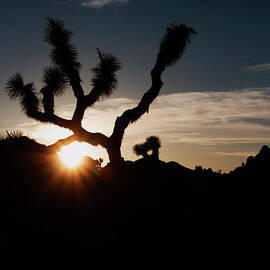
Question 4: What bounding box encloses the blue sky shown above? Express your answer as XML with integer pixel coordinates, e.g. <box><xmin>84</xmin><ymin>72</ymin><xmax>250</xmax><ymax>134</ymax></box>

<box><xmin>1</xmin><ymin>0</ymin><xmax>270</xmax><ymax>171</ymax></box>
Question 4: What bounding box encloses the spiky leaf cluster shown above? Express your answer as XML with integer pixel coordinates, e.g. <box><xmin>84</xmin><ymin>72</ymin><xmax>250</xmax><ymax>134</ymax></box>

<box><xmin>44</xmin><ymin>17</ymin><xmax>81</xmax><ymax>81</ymax></box>
<box><xmin>19</xmin><ymin>83</ymin><xmax>40</xmax><ymax>117</ymax></box>
<box><xmin>42</xmin><ymin>66</ymin><xmax>69</xmax><ymax>97</ymax></box>
<box><xmin>6</xmin><ymin>73</ymin><xmax>25</xmax><ymax>100</ymax></box>
<box><xmin>6</xmin><ymin>74</ymin><xmax>40</xmax><ymax>118</ymax></box>
<box><xmin>133</xmin><ymin>136</ymin><xmax>161</xmax><ymax>157</ymax></box>
<box><xmin>91</xmin><ymin>49</ymin><xmax>122</xmax><ymax>97</ymax></box>
<box><xmin>146</xmin><ymin>136</ymin><xmax>161</xmax><ymax>149</ymax></box>
<box><xmin>158</xmin><ymin>23</ymin><xmax>197</xmax><ymax>67</ymax></box>
<box><xmin>133</xmin><ymin>143</ymin><xmax>148</xmax><ymax>157</ymax></box>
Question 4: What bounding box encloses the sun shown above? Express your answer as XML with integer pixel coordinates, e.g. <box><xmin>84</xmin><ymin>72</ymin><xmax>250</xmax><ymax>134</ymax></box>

<box><xmin>57</xmin><ymin>141</ymin><xmax>108</xmax><ymax>169</ymax></box>
<box><xmin>58</xmin><ymin>141</ymin><xmax>89</xmax><ymax>168</ymax></box>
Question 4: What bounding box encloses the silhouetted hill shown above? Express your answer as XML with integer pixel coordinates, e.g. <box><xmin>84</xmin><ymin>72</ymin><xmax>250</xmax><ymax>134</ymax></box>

<box><xmin>0</xmin><ymin>136</ymin><xmax>268</xmax><ymax>253</ymax></box>
<box><xmin>230</xmin><ymin>145</ymin><xmax>270</xmax><ymax>176</ymax></box>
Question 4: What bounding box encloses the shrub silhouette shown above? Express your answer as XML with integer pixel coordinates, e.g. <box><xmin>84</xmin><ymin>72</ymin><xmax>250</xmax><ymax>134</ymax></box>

<box><xmin>1</xmin><ymin>130</ymin><xmax>37</xmax><ymax>146</ymax></box>
<box><xmin>6</xmin><ymin>18</ymin><xmax>196</xmax><ymax>165</ymax></box>
<box><xmin>133</xmin><ymin>136</ymin><xmax>161</xmax><ymax>160</ymax></box>
<box><xmin>6</xmin><ymin>130</ymin><xmax>23</xmax><ymax>138</ymax></box>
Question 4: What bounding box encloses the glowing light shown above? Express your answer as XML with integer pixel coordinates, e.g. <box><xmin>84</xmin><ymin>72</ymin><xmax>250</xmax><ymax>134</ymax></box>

<box><xmin>58</xmin><ymin>142</ymin><xmax>90</xmax><ymax>168</ymax></box>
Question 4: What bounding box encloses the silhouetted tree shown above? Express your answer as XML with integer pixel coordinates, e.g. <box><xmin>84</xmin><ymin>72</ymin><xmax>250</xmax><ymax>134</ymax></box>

<box><xmin>133</xmin><ymin>136</ymin><xmax>161</xmax><ymax>160</ymax></box>
<box><xmin>6</xmin><ymin>18</ymin><xmax>196</xmax><ymax>165</ymax></box>
<box><xmin>133</xmin><ymin>143</ymin><xmax>149</xmax><ymax>159</ymax></box>
<box><xmin>146</xmin><ymin>136</ymin><xmax>161</xmax><ymax>160</ymax></box>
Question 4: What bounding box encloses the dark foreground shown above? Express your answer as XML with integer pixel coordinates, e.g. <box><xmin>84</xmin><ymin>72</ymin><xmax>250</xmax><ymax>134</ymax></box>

<box><xmin>0</xmin><ymin>136</ymin><xmax>268</xmax><ymax>255</ymax></box>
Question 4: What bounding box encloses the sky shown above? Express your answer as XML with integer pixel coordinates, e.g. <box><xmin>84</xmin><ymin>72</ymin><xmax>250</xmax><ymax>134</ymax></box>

<box><xmin>1</xmin><ymin>0</ymin><xmax>270</xmax><ymax>171</ymax></box>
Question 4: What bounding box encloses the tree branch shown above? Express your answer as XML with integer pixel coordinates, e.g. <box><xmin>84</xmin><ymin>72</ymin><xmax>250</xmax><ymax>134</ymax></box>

<box><xmin>109</xmin><ymin>59</ymin><xmax>164</xmax><ymax>147</ymax></box>
<box><xmin>29</xmin><ymin>111</ymin><xmax>74</xmax><ymax>130</ymax></box>
<box><xmin>71</xmin><ymin>86</ymin><xmax>100</xmax><ymax>128</ymax></box>
<box><xmin>48</xmin><ymin>127</ymin><xmax>109</xmax><ymax>152</ymax></box>
<box><xmin>70</xmin><ymin>80</ymin><xmax>84</xmax><ymax>99</ymax></box>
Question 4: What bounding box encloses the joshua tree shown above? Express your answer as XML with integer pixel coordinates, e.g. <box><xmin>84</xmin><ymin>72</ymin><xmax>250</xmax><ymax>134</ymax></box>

<box><xmin>133</xmin><ymin>136</ymin><xmax>161</xmax><ymax>160</ymax></box>
<box><xmin>6</xmin><ymin>18</ymin><xmax>196</xmax><ymax>165</ymax></box>
<box><xmin>146</xmin><ymin>136</ymin><xmax>161</xmax><ymax>160</ymax></box>
<box><xmin>133</xmin><ymin>143</ymin><xmax>149</xmax><ymax>159</ymax></box>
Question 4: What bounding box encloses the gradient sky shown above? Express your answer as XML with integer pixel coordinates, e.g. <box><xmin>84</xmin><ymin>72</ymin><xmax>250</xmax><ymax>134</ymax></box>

<box><xmin>1</xmin><ymin>0</ymin><xmax>270</xmax><ymax>171</ymax></box>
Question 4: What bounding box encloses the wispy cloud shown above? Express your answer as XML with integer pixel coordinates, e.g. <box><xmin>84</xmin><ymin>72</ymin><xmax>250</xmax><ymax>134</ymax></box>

<box><xmin>18</xmin><ymin>87</ymin><xmax>270</xmax><ymax>147</ymax></box>
<box><xmin>81</xmin><ymin>0</ymin><xmax>129</xmax><ymax>8</ymax></box>
<box><xmin>214</xmin><ymin>151</ymin><xmax>257</xmax><ymax>157</ymax></box>
<box><xmin>244</xmin><ymin>63</ymin><xmax>270</xmax><ymax>72</ymax></box>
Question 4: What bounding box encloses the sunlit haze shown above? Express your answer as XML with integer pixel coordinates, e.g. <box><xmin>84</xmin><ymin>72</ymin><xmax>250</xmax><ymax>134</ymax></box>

<box><xmin>58</xmin><ymin>141</ymin><xmax>104</xmax><ymax>168</ymax></box>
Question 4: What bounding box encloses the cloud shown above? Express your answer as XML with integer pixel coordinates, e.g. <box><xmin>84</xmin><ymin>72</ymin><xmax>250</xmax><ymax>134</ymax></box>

<box><xmin>238</xmin><ymin>117</ymin><xmax>270</xmax><ymax>127</ymax></box>
<box><xmin>244</xmin><ymin>63</ymin><xmax>270</xmax><ymax>72</ymax></box>
<box><xmin>81</xmin><ymin>0</ymin><xmax>129</xmax><ymax>8</ymax></box>
<box><xmin>214</xmin><ymin>151</ymin><xmax>257</xmax><ymax>157</ymax></box>
<box><xmin>24</xmin><ymin>87</ymin><xmax>270</xmax><ymax>146</ymax></box>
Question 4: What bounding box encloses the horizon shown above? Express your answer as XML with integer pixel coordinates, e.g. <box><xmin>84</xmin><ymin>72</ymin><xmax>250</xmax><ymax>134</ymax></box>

<box><xmin>1</xmin><ymin>0</ymin><xmax>270</xmax><ymax>172</ymax></box>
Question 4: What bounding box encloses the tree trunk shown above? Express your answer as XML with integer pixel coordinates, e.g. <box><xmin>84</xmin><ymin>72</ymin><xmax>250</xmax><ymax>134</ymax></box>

<box><xmin>107</xmin><ymin>61</ymin><xmax>164</xmax><ymax>164</ymax></box>
<box><xmin>107</xmin><ymin>141</ymin><xmax>124</xmax><ymax>166</ymax></box>
<box><xmin>152</xmin><ymin>149</ymin><xmax>159</xmax><ymax>160</ymax></box>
